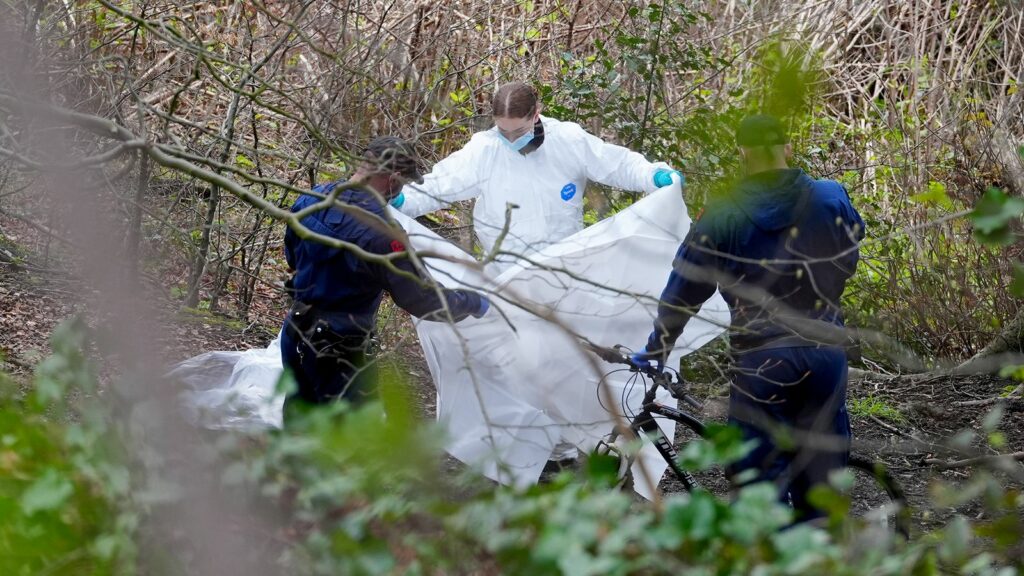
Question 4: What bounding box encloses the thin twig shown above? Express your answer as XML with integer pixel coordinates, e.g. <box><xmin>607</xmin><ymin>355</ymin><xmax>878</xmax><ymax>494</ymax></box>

<box><xmin>924</xmin><ymin>451</ymin><xmax>1024</xmax><ymax>470</ymax></box>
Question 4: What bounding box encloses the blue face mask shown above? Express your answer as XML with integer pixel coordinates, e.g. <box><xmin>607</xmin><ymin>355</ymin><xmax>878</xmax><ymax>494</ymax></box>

<box><xmin>501</xmin><ymin>131</ymin><xmax>535</xmax><ymax>152</ymax></box>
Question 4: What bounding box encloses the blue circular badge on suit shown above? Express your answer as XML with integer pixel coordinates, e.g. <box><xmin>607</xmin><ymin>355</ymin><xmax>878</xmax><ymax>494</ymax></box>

<box><xmin>560</xmin><ymin>183</ymin><xmax>577</xmax><ymax>201</ymax></box>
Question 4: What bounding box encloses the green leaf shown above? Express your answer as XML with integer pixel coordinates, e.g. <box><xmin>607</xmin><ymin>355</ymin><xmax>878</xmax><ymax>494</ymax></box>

<box><xmin>676</xmin><ymin>490</ymin><xmax>718</xmax><ymax>540</ymax></box>
<box><xmin>988</xmin><ymin>431</ymin><xmax>1006</xmax><ymax>449</ymax></box>
<box><xmin>997</xmin><ymin>365</ymin><xmax>1024</xmax><ymax>382</ymax></box>
<box><xmin>583</xmin><ymin>452</ymin><xmax>621</xmax><ymax>487</ymax></box>
<box><xmin>234</xmin><ymin>153</ymin><xmax>254</xmax><ymax>168</ymax></box>
<box><xmin>92</xmin><ymin>534</ymin><xmax>122</xmax><ymax>561</ymax></box>
<box><xmin>20</xmin><ymin>468</ymin><xmax>74</xmax><ymax>516</ymax></box>
<box><xmin>827</xmin><ymin>467</ymin><xmax>855</xmax><ymax>491</ymax></box>
<box><xmin>771</xmin><ymin>524</ymin><xmax>830</xmax><ymax>573</ymax></box>
<box><xmin>981</xmin><ymin>404</ymin><xmax>1004</xmax><ymax>431</ymax></box>
<box><xmin>910</xmin><ymin>181</ymin><xmax>953</xmax><ymax>210</ymax></box>
<box><xmin>970</xmin><ymin>187</ymin><xmax>1024</xmax><ymax>246</ymax></box>
<box><xmin>939</xmin><ymin>516</ymin><xmax>972</xmax><ymax>563</ymax></box>
<box><xmin>32</xmin><ymin>363</ymin><xmax>65</xmax><ymax>407</ymax></box>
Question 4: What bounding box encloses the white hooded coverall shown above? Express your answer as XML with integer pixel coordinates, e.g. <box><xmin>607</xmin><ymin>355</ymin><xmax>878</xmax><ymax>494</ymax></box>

<box><xmin>397</xmin><ymin>115</ymin><xmax>670</xmax><ymax>262</ymax></box>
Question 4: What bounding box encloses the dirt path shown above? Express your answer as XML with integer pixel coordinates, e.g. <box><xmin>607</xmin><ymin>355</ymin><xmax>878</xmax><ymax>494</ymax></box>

<box><xmin>0</xmin><ymin>209</ymin><xmax>278</xmax><ymax>387</ymax></box>
<box><xmin>650</xmin><ymin>370</ymin><xmax>1023</xmax><ymax>534</ymax></box>
<box><xmin>844</xmin><ymin>372</ymin><xmax>1023</xmax><ymax>532</ymax></box>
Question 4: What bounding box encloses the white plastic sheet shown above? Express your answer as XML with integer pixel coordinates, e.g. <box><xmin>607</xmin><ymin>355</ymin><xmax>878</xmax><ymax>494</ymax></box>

<box><xmin>172</xmin><ymin>181</ymin><xmax>729</xmax><ymax>498</ymax></box>
<box><xmin>171</xmin><ymin>336</ymin><xmax>286</xmax><ymax>430</ymax></box>
<box><xmin>398</xmin><ymin>182</ymin><xmax>729</xmax><ymax>498</ymax></box>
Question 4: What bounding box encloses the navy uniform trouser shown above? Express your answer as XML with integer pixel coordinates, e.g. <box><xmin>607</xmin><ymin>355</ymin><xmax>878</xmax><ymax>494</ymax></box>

<box><xmin>726</xmin><ymin>345</ymin><xmax>851</xmax><ymax>522</ymax></box>
<box><xmin>279</xmin><ymin>319</ymin><xmax>377</xmax><ymax>424</ymax></box>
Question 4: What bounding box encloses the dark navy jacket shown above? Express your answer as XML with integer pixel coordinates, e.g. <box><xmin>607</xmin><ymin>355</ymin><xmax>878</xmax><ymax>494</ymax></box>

<box><xmin>648</xmin><ymin>168</ymin><xmax>865</xmax><ymax>355</ymax></box>
<box><xmin>284</xmin><ymin>180</ymin><xmax>483</xmax><ymax>335</ymax></box>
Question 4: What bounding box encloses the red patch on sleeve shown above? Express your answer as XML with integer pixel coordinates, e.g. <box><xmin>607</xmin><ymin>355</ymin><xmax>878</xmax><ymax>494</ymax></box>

<box><xmin>390</xmin><ymin>240</ymin><xmax>406</xmax><ymax>253</ymax></box>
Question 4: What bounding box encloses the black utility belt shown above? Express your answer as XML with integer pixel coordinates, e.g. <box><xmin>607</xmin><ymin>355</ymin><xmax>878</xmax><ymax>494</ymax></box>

<box><xmin>288</xmin><ymin>302</ymin><xmax>371</xmax><ymax>345</ymax></box>
<box><xmin>732</xmin><ymin>335</ymin><xmax>844</xmax><ymax>355</ymax></box>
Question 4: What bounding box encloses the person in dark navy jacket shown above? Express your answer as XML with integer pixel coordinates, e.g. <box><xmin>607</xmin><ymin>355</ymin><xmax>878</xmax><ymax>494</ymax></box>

<box><xmin>281</xmin><ymin>136</ymin><xmax>489</xmax><ymax>419</ymax></box>
<box><xmin>633</xmin><ymin>115</ymin><xmax>865</xmax><ymax>522</ymax></box>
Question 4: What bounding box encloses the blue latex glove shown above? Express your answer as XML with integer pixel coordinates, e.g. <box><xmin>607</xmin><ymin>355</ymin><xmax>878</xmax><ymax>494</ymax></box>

<box><xmin>390</xmin><ymin>192</ymin><xmax>405</xmax><ymax>208</ymax></box>
<box><xmin>653</xmin><ymin>169</ymin><xmax>684</xmax><ymax>188</ymax></box>
<box><xmin>472</xmin><ymin>296</ymin><xmax>490</xmax><ymax>318</ymax></box>
<box><xmin>629</xmin><ymin>346</ymin><xmax>664</xmax><ymax>373</ymax></box>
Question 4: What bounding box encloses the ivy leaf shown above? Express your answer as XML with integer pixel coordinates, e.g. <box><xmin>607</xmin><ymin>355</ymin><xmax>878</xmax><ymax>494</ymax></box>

<box><xmin>20</xmin><ymin>469</ymin><xmax>74</xmax><ymax>516</ymax></box>
<box><xmin>970</xmin><ymin>187</ymin><xmax>1024</xmax><ymax>245</ymax></box>
<box><xmin>583</xmin><ymin>452</ymin><xmax>620</xmax><ymax>487</ymax></box>
<box><xmin>676</xmin><ymin>490</ymin><xmax>718</xmax><ymax>540</ymax></box>
<box><xmin>32</xmin><ymin>355</ymin><xmax>68</xmax><ymax>408</ymax></box>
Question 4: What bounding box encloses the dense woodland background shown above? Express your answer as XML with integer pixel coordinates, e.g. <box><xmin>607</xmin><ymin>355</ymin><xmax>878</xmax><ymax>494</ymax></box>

<box><xmin>1</xmin><ymin>0</ymin><xmax>1023</xmax><ymax>574</ymax></box>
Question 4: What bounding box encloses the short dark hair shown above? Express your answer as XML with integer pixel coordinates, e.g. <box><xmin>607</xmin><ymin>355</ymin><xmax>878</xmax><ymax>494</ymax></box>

<box><xmin>735</xmin><ymin>114</ymin><xmax>789</xmax><ymax>147</ymax></box>
<box><xmin>491</xmin><ymin>82</ymin><xmax>538</xmax><ymax>119</ymax></box>
<box><xmin>363</xmin><ymin>136</ymin><xmax>424</xmax><ymax>184</ymax></box>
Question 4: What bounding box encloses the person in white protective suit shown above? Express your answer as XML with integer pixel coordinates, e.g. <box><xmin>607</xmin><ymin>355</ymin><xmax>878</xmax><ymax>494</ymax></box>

<box><xmin>391</xmin><ymin>81</ymin><xmax>684</xmax><ymax>269</ymax></box>
<box><xmin>392</xmin><ymin>81</ymin><xmax>685</xmax><ymax>465</ymax></box>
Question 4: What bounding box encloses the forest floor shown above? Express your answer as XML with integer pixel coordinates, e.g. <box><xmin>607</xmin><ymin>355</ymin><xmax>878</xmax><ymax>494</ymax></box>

<box><xmin>2</xmin><ymin>206</ymin><xmax>1022</xmax><ymax>539</ymax></box>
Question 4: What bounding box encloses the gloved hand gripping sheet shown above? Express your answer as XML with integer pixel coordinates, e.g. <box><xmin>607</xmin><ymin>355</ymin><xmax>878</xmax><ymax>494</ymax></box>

<box><xmin>172</xmin><ymin>181</ymin><xmax>729</xmax><ymax>498</ymax></box>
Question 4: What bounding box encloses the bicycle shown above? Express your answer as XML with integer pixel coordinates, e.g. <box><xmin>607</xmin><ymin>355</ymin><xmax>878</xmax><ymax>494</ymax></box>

<box><xmin>583</xmin><ymin>342</ymin><xmax>911</xmax><ymax>537</ymax></box>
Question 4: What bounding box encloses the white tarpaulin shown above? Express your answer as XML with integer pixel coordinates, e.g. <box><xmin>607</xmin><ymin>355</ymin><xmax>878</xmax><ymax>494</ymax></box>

<box><xmin>171</xmin><ymin>336</ymin><xmax>286</xmax><ymax>430</ymax></box>
<box><xmin>400</xmin><ymin>181</ymin><xmax>729</xmax><ymax>497</ymax></box>
<box><xmin>172</xmin><ymin>181</ymin><xmax>729</xmax><ymax>498</ymax></box>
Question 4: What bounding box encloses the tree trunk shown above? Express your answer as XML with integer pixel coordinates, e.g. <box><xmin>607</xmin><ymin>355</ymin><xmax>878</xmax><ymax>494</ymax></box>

<box><xmin>959</xmin><ymin>310</ymin><xmax>1024</xmax><ymax>372</ymax></box>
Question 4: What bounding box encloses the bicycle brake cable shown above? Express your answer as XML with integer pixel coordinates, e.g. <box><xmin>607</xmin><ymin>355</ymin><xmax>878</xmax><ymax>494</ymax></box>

<box><xmin>595</xmin><ymin>367</ymin><xmax>631</xmax><ymax>413</ymax></box>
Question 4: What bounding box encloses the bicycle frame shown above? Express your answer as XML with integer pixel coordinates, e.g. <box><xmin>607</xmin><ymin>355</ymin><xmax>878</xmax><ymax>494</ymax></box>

<box><xmin>614</xmin><ymin>372</ymin><xmax>707</xmax><ymax>492</ymax></box>
<box><xmin>588</xmin><ymin>342</ymin><xmax>909</xmax><ymax>535</ymax></box>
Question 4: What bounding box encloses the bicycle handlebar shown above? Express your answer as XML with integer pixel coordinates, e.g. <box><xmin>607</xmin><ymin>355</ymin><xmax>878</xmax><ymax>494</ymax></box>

<box><xmin>678</xmin><ymin>390</ymin><xmax>704</xmax><ymax>411</ymax></box>
<box><xmin>582</xmin><ymin>341</ymin><xmax>705</xmax><ymax>410</ymax></box>
<box><xmin>580</xmin><ymin>341</ymin><xmax>629</xmax><ymax>364</ymax></box>
<box><xmin>581</xmin><ymin>341</ymin><xmax>662</xmax><ymax>377</ymax></box>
